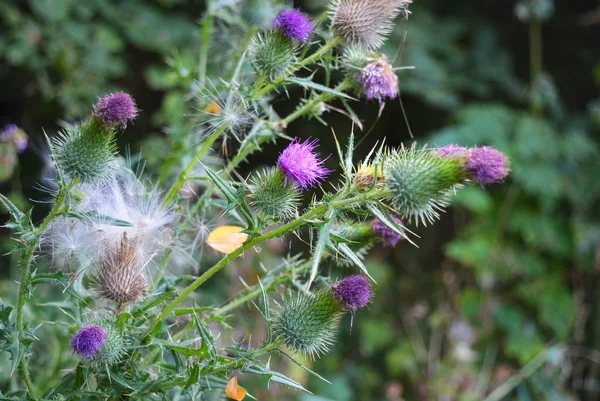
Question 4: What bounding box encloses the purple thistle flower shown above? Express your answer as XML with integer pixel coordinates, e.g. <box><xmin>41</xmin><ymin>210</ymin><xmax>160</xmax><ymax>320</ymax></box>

<box><xmin>71</xmin><ymin>324</ymin><xmax>107</xmax><ymax>359</ymax></box>
<box><xmin>277</xmin><ymin>138</ymin><xmax>331</xmax><ymax>190</ymax></box>
<box><xmin>273</xmin><ymin>9</ymin><xmax>313</xmax><ymax>42</ymax></box>
<box><xmin>467</xmin><ymin>146</ymin><xmax>510</xmax><ymax>185</ymax></box>
<box><xmin>331</xmin><ymin>275</ymin><xmax>373</xmax><ymax>313</ymax></box>
<box><xmin>93</xmin><ymin>92</ymin><xmax>138</xmax><ymax>129</ymax></box>
<box><xmin>1</xmin><ymin>124</ymin><xmax>28</xmax><ymax>152</ymax></box>
<box><xmin>358</xmin><ymin>55</ymin><xmax>398</xmax><ymax>103</ymax></box>
<box><xmin>435</xmin><ymin>144</ymin><xmax>468</xmax><ymax>159</ymax></box>
<box><xmin>372</xmin><ymin>216</ymin><xmax>404</xmax><ymax>247</ymax></box>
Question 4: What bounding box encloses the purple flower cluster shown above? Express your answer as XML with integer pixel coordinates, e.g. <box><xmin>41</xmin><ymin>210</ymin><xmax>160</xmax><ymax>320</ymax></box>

<box><xmin>434</xmin><ymin>144</ymin><xmax>510</xmax><ymax>185</ymax></box>
<box><xmin>358</xmin><ymin>56</ymin><xmax>398</xmax><ymax>103</ymax></box>
<box><xmin>94</xmin><ymin>92</ymin><xmax>138</xmax><ymax>129</ymax></box>
<box><xmin>278</xmin><ymin>138</ymin><xmax>331</xmax><ymax>190</ymax></box>
<box><xmin>273</xmin><ymin>9</ymin><xmax>313</xmax><ymax>42</ymax></box>
<box><xmin>71</xmin><ymin>324</ymin><xmax>107</xmax><ymax>359</ymax></box>
<box><xmin>372</xmin><ymin>216</ymin><xmax>404</xmax><ymax>247</ymax></box>
<box><xmin>1</xmin><ymin>124</ymin><xmax>27</xmax><ymax>153</ymax></box>
<box><xmin>468</xmin><ymin>146</ymin><xmax>510</xmax><ymax>185</ymax></box>
<box><xmin>331</xmin><ymin>275</ymin><xmax>373</xmax><ymax>313</ymax></box>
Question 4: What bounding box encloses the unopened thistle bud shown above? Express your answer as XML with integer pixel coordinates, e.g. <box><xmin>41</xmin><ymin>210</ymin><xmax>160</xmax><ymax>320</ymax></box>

<box><xmin>354</xmin><ymin>162</ymin><xmax>383</xmax><ymax>191</ymax></box>
<box><xmin>330</xmin><ymin>0</ymin><xmax>412</xmax><ymax>51</ymax></box>
<box><xmin>331</xmin><ymin>275</ymin><xmax>373</xmax><ymax>313</ymax></box>
<box><xmin>93</xmin><ymin>92</ymin><xmax>138</xmax><ymax>130</ymax></box>
<box><xmin>372</xmin><ymin>216</ymin><xmax>405</xmax><ymax>247</ymax></box>
<box><xmin>248</xmin><ymin>168</ymin><xmax>300</xmax><ymax>219</ymax></box>
<box><xmin>467</xmin><ymin>146</ymin><xmax>510</xmax><ymax>185</ymax></box>
<box><xmin>358</xmin><ymin>55</ymin><xmax>398</xmax><ymax>103</ymax></box>
<box><xmin>385</xmin><ymin>145</ymin><xmax>467</xmax><ymax>225</ymax></box>
<box><xmin>249</xmin><ymin>32</ymin><xmax>297</xmax><ymax>81</ymax></box>
<box><xmin>92</xmin><ymin>233</ymin><xmax>147</xmax><ymax>304</ymax></box>
<box><xmin>273</xmin><ymin>9</ymin><xmax>313</xmax><ymax>42</ymax></box>
<box><xmin>277</xmin><ymin>138</ymin><xmax>331</xmax><ymax>190</ymax></box>
<box><xmin>272</xmin><ymin>291</ymin><xmax>343</xmax><ymax>358</ymax></box>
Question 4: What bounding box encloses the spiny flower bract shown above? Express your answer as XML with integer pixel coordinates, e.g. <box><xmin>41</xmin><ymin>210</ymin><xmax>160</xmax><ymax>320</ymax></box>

<box><xmin>330</xmin><ymin>0</ymin><xmax>412</xmax><ymax>51</ymax></box>
<box><xmin>331</xmin><ymin>275</ymin><xmax>373</xmax><ymax>312</ymax></box>
<box><xmin>93</xmin><ymin>92</ymin><xmax>138</xmax><ymax>129</ymax></box>
<box><xmin>277</xmin><ymin>138</ymin><xmax>331</xmax><ymax>190</ymax></box>
<box><xmin>71</xmin><ymin>324</ymin><xmax>107</xmax><ymax>359</ymax></box>
<box><xmin>372</xmin><ymin>216</ymin><xmax>404</xmax><ymax>247</ymax></box>
<box><xmin>358</xmin><ymin>55</ymin><xmax>399</xmax><ymax>103</ymax></box>
<box><xmin>273</xmin><ymin>9</ymin><xmax>313</xmax><ymax>42</ymax></box>
<box><xmin>384</xmin><ymin>145</ymin><xmax>467</xmax><ymax>225</ymax></box>
<box><xmin>468</xmin><ymin>146</ymin><xmax>510</xmax><ymax>185</ymax></box>
<box><xmin>272</xmin><ymin>291</ymin><xmax>342</xmax><ymax>358</ymax></box>
<box><xmin>248</xmin><ymin>167</ymin><xmax>300</xmax><ymax>219</ymax></box>
<box><xmin>248</xmin><ymin>31</ymin><xmax>298</xmax><ymax>81</ymax></box>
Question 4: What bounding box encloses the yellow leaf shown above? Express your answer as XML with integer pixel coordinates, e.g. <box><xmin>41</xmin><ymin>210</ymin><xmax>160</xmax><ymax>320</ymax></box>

<box><xmin>206</xmin><ymin>226</ymin><xmax>248</xmax><ymax>254</ymax></box>
<box><xmin>225</xmin><ymin>376</ymin><xmax>246</xmax><ymax>401</ymax></box>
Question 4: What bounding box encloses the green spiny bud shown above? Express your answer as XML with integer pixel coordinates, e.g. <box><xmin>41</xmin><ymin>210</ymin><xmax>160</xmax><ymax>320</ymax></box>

<box><xmin>51</xmin><ymin>119</ymin><xmax>117</xmax><ymax>184</ymax></box>
<box><xmin>384</xmin><ymin>144</ymin><xmax>467</xmax><ymax>225</ymax></box>
<box><xmin>95</xmin><ymin>320</ymin><xmax>127</xmax><ymax>366</ymax></box>
<box><xmin>248</xmin><ymin>167</ymin><xmax>300</xmax><ymax>220</ymax></box>
<box><xmin>272</xmin><ymin>291</ymin><xmax>342</xmax><ymax>358</ymax></box>
<box><xmin>249</xmin><ymin>32</ymin><xmax>297</xmax><ymax>81</ymax></box>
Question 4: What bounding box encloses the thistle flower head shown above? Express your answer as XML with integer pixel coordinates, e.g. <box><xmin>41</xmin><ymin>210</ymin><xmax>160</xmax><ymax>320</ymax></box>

<box><xmin>372</xmin><ymin>216</ymin><xmax>404</xmax><ymax>247</ymax></box>
<box><xmin>467</xmin><ymin>146</ymin><xmax>510</xmax><ymax>185</ymax></box>
<box><xmin>331</xmin><ymin>275</ymin><xmax>373</xmax><ymax>312</ymax></box>
<box><xmin>272</xmin><ymin>291</ymin><xmax>342</xmax><ymax>358</ymax></box>
<box><xmin>248</xmin><ymin>167</ymin><xmax>300</xmax><ymax>219</ymax></box>
<box><xmin>435</xmin><ymin>144</ymin><xmax>469</xmax><ymax>159</ymax></box>
<box><xmin>249</xmin><ymin>31</ymin><xmax>298</xmax><ymax>81</ymax></box>
<box><xmin>277</xmin><ymin>138</ymin><xmax>331</xmax><ymax>190</ymax></box>
<box><xmin>330</xmin><ymin>0</ymin><xmax>412</xmax><ymax>51</ymax></box>
<box><xmin>358</xmin><ymin>55</ymin><xmax>398</xmax><ymax>102</ymax></box>
<box><xmin>273</xmin><ymin>9</ymin><xmax>313</xmax><ymax>42</ymax></box>
<box><xmin>93</xmin><ymin>92</ymin><xmax>138</xmax><ymax>129</ymax></box>
<box><xmin>71</xmin><ymin>324</ymin><xmax>107</xmax><ymax>359</ymax></box>
<box><xmin>385</xmin><ymin>144</ymin><xmax>467</xmax><ymax>225</ymax></box>
<box><xmin>354</xmin><ymin>162</ymin><xmax>384</xmax><ymax>191</ymax></box>
<box><xmin>0</xmin><ymin>124</ymin><xmax>28</xmax><ymax>153</ymax></box>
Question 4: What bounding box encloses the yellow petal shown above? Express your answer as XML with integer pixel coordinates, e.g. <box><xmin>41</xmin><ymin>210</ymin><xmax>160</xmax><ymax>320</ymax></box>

<box><xmin>226</xmin><ymin>377</ymin><xmax>246</xmax><ymax>401</ymax></box>
<box><xmin>206</xmin><ymin>226</ymin><xmax>248</xmax><ymax>254</ymax></box>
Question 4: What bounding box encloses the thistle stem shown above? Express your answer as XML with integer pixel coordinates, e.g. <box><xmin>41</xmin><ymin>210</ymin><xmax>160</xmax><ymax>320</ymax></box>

<box><xmin>143</xmin><ymin>189</ymin><xmax>390</xmax><ymax>339</ymax></box>
<box><xmin>162</xmin><ymin>124</ymin><xmax>228</xmax><ymax>206</ymax></box>
<box><xmin>252</xmin><ymin>36</ymin><xmax>342</xmax><ymax>100</ymax></box>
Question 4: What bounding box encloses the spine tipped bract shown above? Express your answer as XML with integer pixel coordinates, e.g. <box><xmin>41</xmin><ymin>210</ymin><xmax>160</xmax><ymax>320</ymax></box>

<box><xmin>249</xmin><ymin>31</ymin><xmax>297</xmax><ymax>81</ymax></box>
<box><xmin>384</xmin><ymin>145</ymin><xmax>467</xmax><ymax>225</ymax></box>
<box><xmin>272</xmin><ymin>291</ymin><xmax>343</xmax><ymax>358</ymax></box>
<box><xmin>248</xmin><ymin>167</ymin><xmax>300</xmax><ymax>219</ymax></box>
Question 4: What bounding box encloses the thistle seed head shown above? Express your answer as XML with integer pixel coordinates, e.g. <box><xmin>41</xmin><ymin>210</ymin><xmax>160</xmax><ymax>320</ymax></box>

<box><xmin>249</xmin><ymin>31</ymin><xmax>298</xmax><ymax>81</ymax></box>
<box><xmin>330</xmin><ymin>0</ymin><xmax>412</xmax><ymax>51</ymax></box>
<box><xmin>93</xmin><ymin>92</ymin><xmax>138</xmax><ymax>130</ymax></box>
<box><xmin>248</xmin><ymin>167</ymin><xmax>300</xmax><ymax>219</ymax></box>
<box><xmin>92</xmin><ymin>233</ymin><xmax>147</xmax><ymax>304</ymax></box>
<box><xmin>272</xmin><ymin>291</ymin><xmax>342</xmax><ymax>358</ymax></box>
<box><xmin>385</xmin><ymin>145</ymin><xmax>467</xmax><ymax>225</ymax></box>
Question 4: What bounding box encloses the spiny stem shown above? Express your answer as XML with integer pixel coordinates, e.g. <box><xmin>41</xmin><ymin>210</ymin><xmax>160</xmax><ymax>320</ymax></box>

<box><xmin>143</xmin><ymin>189</ymin><xmax>390</xmax><ymax>339</ymax></box>
<box><xmin>252</xmin><ymin>36</ymin><xmax>342</xmax><ymax>100</ymax></box>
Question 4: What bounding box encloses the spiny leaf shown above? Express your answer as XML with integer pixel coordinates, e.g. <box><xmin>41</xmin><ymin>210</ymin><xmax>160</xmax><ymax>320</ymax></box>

<box><xmin>287</xmin><ymin>77</ymin><xmax>355</xmax><ymax>100</ymax></box>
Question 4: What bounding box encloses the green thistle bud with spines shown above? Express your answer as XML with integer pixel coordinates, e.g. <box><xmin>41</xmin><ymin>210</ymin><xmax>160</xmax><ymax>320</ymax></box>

<box><xmin>95</xmin><ymin>320</ymin><xmax>127</xmax><ymax>366</ymax></box>
<box><xmin>249</xmin><ymin>31</ymin><xmax>298</xmax><ymax>81</ymax></box>
<box><xmin>248</xmin><ymin>167</ymin><xmax>300</xmax><ymax>220</ymax></box>
<box><xmin>384</xmin><ymin>144</ymin><xmax>467</xmax><ymax>225</ymax></box>
<box><xmin>51</xmin><ymin>119</ymin><xmax>118</xmax><ymax>184</ymax></box>
<box><xmin>272</xmin><ymin>291</ymin><xmax>343</xmax><ymax>359</ymax></box>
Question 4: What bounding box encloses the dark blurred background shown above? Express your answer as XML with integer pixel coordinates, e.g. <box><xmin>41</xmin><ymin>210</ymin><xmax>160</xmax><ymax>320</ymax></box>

<box><xmin>1</xmin><ymin>0</ymin><xmax>600</xmax><ymax>400</ymax></box>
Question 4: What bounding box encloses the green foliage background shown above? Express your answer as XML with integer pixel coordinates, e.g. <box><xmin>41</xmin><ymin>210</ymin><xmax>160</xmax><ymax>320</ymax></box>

<box><xmin>1</xmin><ymin>0</ymin><xmax>599</xmax><ymax>400</ymax></box>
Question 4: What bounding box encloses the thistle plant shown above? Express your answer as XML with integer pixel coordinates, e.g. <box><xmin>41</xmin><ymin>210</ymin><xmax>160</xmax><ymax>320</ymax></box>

<box><xmin>0</xmin><ymin>1</ymin><xmax>512</xmax><ymax>400</ymax></box>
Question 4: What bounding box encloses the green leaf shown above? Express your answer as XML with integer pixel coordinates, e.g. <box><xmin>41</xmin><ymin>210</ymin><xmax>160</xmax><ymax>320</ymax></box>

<box><xmin>307</xmin><ymin>210</ymin><xmax>334</xmax><ymax>288</ymax></box>
<box><xmin>287</xmin><ymin>77</ymin><xmax>355</xmax><ymax>100</ymax></box>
